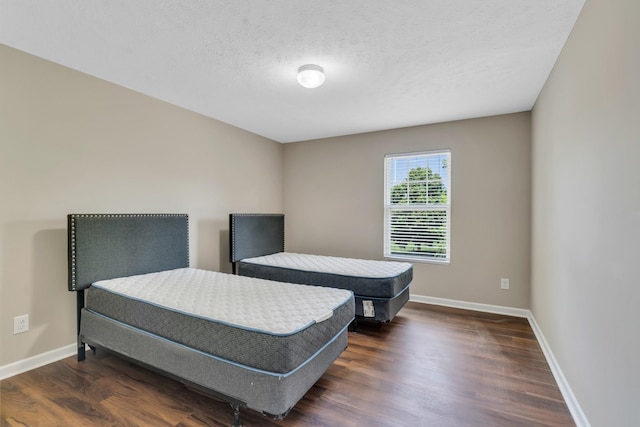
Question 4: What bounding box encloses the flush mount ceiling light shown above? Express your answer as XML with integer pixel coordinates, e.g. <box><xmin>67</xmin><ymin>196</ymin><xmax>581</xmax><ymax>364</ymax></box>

<box><xmin>297</xmin><ymin>64</ymin><xmax>325</xmax><ymax>88</ymax></box>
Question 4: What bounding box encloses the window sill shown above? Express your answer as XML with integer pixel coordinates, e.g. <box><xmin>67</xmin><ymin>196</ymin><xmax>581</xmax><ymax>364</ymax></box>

<box><xmin>384</xmin><ymin>255</ymin><xmax>450</xmax><ymax>265</ymax></box>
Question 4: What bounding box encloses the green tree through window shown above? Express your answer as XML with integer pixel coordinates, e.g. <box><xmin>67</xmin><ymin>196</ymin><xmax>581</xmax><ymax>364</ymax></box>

<box><xmin>384</xmin><ymin>151</ymin><xmax>450</xmax><ymax>262</ymax></box>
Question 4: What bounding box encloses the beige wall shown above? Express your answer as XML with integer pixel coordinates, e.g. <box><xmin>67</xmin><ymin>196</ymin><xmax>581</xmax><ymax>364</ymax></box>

<box><xmin>531</xmin><ymin>0</ymin><xmax>639</xmax><ymax>425</ymax></box>
<box><xmin>0</xmin><ymin>44</ymin><xmax>283</xmax><ymax>366</ymax></box>
<box><xmin>283</xmin><ymin>112</ymin><xmax>531</xmax><ymax>308</ymax></box>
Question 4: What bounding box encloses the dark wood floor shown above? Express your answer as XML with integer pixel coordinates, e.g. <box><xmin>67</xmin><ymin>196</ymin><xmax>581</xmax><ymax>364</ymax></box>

<box><xmin>1</xmin><ymin>302</ymin><xmax>575</xmax><ymax>426</ymax></box>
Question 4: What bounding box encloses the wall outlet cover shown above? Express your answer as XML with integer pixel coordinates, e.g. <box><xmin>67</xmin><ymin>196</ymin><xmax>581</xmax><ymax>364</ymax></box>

<box><xmin>13</xmin><ymin>314</ymin><xmax>29</xmax><ymax>334</ymax></box>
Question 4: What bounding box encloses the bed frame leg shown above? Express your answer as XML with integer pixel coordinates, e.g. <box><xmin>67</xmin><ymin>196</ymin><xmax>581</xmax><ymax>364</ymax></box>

<box><xmin>230</xmin><ymin>403</ymin><xmax>242</xmax><ymax>427</ymax></box>
<box><xmin>77</xmin><ymin>337</ymin><xmax>86</xmax><ymax>362</ymax></box>
<box><xmin>76</xmin><ymin>290</ymin><xmax>86</xmax><ymax>361</ymax></box>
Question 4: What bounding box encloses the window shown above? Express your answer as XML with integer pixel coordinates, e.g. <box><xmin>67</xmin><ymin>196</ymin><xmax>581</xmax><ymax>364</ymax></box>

<box><xmin>384</xmin><ymin>150</ymin><xmax>451</xmax><ymax>263</ymax></box>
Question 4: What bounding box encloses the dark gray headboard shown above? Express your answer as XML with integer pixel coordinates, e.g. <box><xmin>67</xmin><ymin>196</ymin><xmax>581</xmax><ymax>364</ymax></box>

<box><xmin>68</xmin><ymin>214</ymin><xmax>189</xmax><ymax>291</ymax></box>
<box><xmin>229</xmin><ymin>214</ymin><xmax>284</xmax><ymax>263</ymax></box>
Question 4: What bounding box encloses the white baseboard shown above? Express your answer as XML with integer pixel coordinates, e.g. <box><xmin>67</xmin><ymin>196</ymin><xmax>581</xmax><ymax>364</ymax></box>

<box><xmin>526</xmin><ymin>313</ymin><xmax>591</xmax><ymax>427</ymax></box>
<box><xmin>410</xmin><ymin>294</ymin><xmax>530</xmax><ymax>318</ymax></box>
<box><xmin>409</xmin><ymin>294</ymin><xmax>590</xmax><ymax>427</ymax></box>
<box><xmin>0</xmin><ymin>343</ymin><xmax>76</xmax><ymax>381</ymax></box>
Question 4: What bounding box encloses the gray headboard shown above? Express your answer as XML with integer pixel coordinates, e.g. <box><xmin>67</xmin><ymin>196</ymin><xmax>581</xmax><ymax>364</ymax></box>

<box><xmin>68</xmin><ymin>214</ymin><xmax>189</xmax><ymax>291</ymax></box>
<box><xmin>229</xmin><ymin>213</ymin><xmax>284</xmax><ymax>263</ymax></box>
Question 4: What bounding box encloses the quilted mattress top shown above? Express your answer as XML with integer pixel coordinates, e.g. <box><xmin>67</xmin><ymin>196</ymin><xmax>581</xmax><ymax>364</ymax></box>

<box><xmin>92</xmin><ymin>268</ymin><xmax>353</xmax><ymax>335</ymax></box>
<box><xmin>241</xmin><ymin>252</ymin><xmax>412</xmax><ymax>279</ymax></box>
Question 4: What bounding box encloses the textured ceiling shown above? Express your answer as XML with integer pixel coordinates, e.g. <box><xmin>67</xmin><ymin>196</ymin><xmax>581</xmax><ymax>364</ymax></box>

<box><xmin>0</xmin><ymin>1</ymin><xmax>584</xmax><ymax>143</ymax></box>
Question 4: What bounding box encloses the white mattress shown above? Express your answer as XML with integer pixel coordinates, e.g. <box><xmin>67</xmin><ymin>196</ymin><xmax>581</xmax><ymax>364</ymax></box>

<box><xmin>92</xmin><ymin>268</ymin><xmax>352</xmax><ymax>335</ymax></box>
<box><xmin>242</xmin><ymin>252</ymin><xmax>412</xmax><ymax>278</ymax></box>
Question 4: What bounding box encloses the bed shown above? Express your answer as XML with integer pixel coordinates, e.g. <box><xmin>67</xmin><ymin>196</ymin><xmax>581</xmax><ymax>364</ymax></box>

<box><xmin>229</xmin><ymin>213</ymin><xmax>413</xmax><ymax>322</ymax></box>
<box><xmin>67</xmin><ymin>213</ymin><xmax>354</xmax><ymax>426</ymax></box>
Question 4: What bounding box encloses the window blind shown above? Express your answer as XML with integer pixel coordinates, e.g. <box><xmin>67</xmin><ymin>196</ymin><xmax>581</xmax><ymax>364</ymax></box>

<box><xmin>384</xmin><ymin>150</ymin><xmax>451</xmax><ymax>262</ymax></box>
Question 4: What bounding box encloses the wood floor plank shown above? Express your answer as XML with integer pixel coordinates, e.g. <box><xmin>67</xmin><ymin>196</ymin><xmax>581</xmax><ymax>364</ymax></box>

<box><xmin>1</xmin><ymin>302</ymin><xmax>575</xmax><ymax>426</ymax></box>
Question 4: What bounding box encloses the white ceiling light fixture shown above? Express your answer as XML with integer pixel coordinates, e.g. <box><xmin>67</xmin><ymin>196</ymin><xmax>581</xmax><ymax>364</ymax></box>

<box><xmin>297</xmin><ymin>64</ymin><xmax>325</xmax><ymax>88</ymax></box>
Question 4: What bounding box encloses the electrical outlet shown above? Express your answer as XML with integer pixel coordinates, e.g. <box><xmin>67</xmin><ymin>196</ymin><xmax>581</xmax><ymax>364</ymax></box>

<box><xmin>13</xmin><ymin>314</ymin><xmax>29</xmax><ymax>334</ymax></box>
<box><xmin>500</xmin><ymin>278</ymin><xmax>510</xmax><ymax>290</ymax></box>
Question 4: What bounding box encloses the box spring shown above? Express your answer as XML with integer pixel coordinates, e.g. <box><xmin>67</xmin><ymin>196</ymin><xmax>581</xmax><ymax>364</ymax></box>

<box><xmin>79</xmin><ymin>309</ymin><xmax>349</xmax><ymax>418</ymax></box>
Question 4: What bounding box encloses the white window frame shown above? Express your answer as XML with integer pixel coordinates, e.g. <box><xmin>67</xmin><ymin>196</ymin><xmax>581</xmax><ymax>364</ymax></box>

<box><xmin>384</xmin><ymin>150</ymin><xmax>451</xmax><ymax>264</ymax></box>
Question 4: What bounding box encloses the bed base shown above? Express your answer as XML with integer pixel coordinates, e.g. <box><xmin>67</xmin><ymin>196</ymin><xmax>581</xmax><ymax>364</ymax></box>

<box><xmin>353</xmin><ymin>283</ymin><xmax>411</xmax><ymax>322</ymax></box>
<box><xmin>79</xmin><ymin>309</ymin><xmax>348</xmax><ymax>425</ymax></box>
